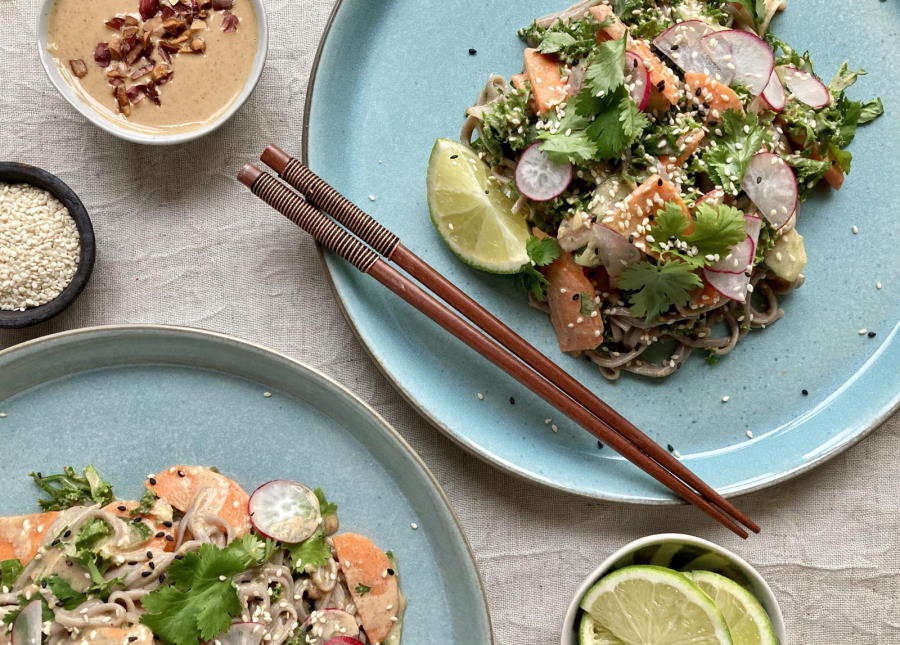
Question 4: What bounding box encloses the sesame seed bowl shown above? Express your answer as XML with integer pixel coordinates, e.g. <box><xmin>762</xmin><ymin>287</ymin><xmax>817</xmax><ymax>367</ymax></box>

<box><xmin>0</xmin><ymin>162</ymin><xmax>95</xmax><ymax>328</ymax></box>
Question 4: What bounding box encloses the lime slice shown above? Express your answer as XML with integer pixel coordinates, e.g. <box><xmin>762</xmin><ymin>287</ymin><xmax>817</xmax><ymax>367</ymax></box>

<box><xmin>650</xmin><ymin>543</ymin><xmax>684</xmax><ymax>568</ymax></box>
<box><xmin>426</xmin><ymin>138</ymin><xmax>530</xmax><ymax>274</ymax></box>
<box><xmin>580</xmin><ymin>565</ymin><xmax>733</xmax><ymax>645</ymax></box>
<box><xmin>687</xmin><ymin>571</ymin><xmax>779</xmax><ymax>645</ymax></box>
<box><xmin>579</xmin><ymin>613</ymin><xmax>625</xmax><ymax>645</ymax></box>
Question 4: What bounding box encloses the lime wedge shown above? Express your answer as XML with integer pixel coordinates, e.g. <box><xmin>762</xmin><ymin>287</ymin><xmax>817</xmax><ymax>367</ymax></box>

<box><xmin>426</xmin><ymin>138</ymin><xmax>530</xmax><ymax>273</ymax></box>
<box><xmin>580</xmin><ymin>565</ymin><xmax>733</xmax><ymax>645</ymax></box>
<box><xmin>687</xmin><ymin>571</ymin><xmax>779</xmax><ymax>645</ymax></box>
<box><xmin>579</xmin><ymin>613</ymin><xmax>625</xmax><ymax>645</ymax></box>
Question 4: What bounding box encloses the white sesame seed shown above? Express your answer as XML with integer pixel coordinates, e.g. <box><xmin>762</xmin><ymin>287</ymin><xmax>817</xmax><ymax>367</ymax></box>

<box><xmin>476</xmin><ymin>392</ymin><xmax>484</xmax><ymax>400</ymax></box>
<box><xmin>858</xmin><ymin>328</ymin><xmax>868</xmax><ymax>335</ymax></box>
<box><xmin>550</xmin><ymin>424</ymin><xmax>558</xmax><ymax>433</ymax></box>
<box><xmin>851</xmin><ymin>225</ymin><xmax>859</xmax><ymax>234</ymax></box>
<box><xmin>721</xmin><ymin>395</ymin><xmax>730</xmax><ymax>402</ymax></box>
<box><xmin>746</xmin><ymin>430</ymin><xmax>754</xmax><ymax>439</ymax></box>
<box><xmin>410</xmin><ymin>522</ymin><xmax>418</xmax><ymax>530</ymax></box>
<box><xmin>875</xmin><ymin>282</ymin><xmax>882</xmax><ymax>290</ymax></box>
<box><xmin>263</xmin><ymin>391</ymin><xmax>272</xmax><ymax>398</ymax></box>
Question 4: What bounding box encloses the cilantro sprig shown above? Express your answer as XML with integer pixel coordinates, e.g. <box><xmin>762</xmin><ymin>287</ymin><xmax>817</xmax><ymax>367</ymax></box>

<box><xmin>695</xmin><ymin>110</ymin><xmax>771</xmax><ymax>195</ymax></box>
<box><xmin>518</xmin><ymin>16</ymin><xmax>609</xmax><ymax>65</ymax></box>
<box><xmin>616</xmin><ymin>260</ymin><xmax>703</xmax><ymax>322</ymax></box>
<box><xmin>514</xmin><ymin>236</ymin><xmax>561</xmax><ymax>301</ymax></box>
<box><xmin>29</xmin><ymin>465</ymin><xmax>115</xmax><ymax>511</ymax></box>
<box><xmin>0</xmin><ymin>559</ymin><xmax>23</xmax><ymax>591</ymax></box>
<box><xmin>140</xmin><ymin>535</ymin><xmax>275</xmax><ymax>645</ymax></box>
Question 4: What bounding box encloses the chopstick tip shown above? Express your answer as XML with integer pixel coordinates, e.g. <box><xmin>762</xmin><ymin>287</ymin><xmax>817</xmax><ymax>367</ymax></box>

<box><xmin>237</xmin><ymin>163</ymin><xmax>263</xmax><ymax>188</ymax></box>
<box><xmin>260</xmin><ymin>144</ymin><xmax>290</xmax><ymax>174</ymax></box>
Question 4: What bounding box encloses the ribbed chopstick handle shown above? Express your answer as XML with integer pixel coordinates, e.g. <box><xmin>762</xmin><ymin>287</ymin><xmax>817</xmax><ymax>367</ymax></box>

<box><xmin>250</xmin><ymin>172</ymin><xmax>380</xmax><ymax>273</ymax></box>
<box><xmin>281</xmin><ymin>158</ymin><xmax>401</xmax><ymax>258</ymax></box>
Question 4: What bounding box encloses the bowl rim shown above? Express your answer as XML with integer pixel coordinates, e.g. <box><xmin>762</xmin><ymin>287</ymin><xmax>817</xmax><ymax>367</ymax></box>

<box><xmin>35</xmin><ymin>0</ymin><xmax>269</xmax><ymax>146</ymax></box>
<box><xmin>0</xmin><ymin>162</ymin><xmax>96</xmax><ymax>328</ymax></box>
<box><xmin>559</xmin><ymin>533</ymin><xmax>786</xmax><ymax>645</ymax></box>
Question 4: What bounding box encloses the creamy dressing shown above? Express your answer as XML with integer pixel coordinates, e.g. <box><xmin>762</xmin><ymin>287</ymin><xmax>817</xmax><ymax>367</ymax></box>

<box><xmin>47</xmin><ymin>0</ymin><xmax>258</xmax><ymax>135</ymax></box>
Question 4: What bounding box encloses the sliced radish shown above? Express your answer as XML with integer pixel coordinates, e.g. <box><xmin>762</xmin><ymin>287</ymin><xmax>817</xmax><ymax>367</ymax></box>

<box><xmin>703</xmin><ymin>267</ymin><xmax>751</xmax><ymax>302</ymax></box>
<box><xmin>779</xmin><ymin>66</ymin><xmax>830</xmax><ymax>108</ymax></box>
<box><xmin>249</xmin><ymin>480</ymin><xmax>320</xmax><ymax>544</ymax></box>
<box><xmin>652</xmin><ymin>20</ymin><xmax>717</xmax><ymax>75</ymax></box>
<box><xmin>590</xmin><ymin>225</ymin><xmax>641</xmax><ymax>281</ymax></box>
<box><xmin>695</xmin><ymin>188</ymin><xmax>725</xmax><ymax>208</ymax></box>
<box><xmin>11</xmin><ymin>599</ymin><xmax>42</xmax><ymax>645</ymax></box>
<box><xmin>216</xmin><ymin>623</ymin><xmax>265</xmax><ymax>645</ymax></box>
<box><xmin>741</xmin><ymin>152</ymin><xmax>798</xmax><ymax>231</ymax></box>
<box><xmin>744</xmin><ymin>214</ymin><xmax>762</xmax><ymax>243</ymax></box>
<box><xmin>517</xmin><ymin>143</ymin><xmax>573</xmax><ymax>202</ymax></box>
<box><xmin>302</xmin><ymin>609</ymin><xmax>360</xmax><ymax>645</ymax></box>
<box><xmin>699</xmin><ymin>30</ymin><xmax>774</xmax><ymax>95</ymax></box>
<box><xmin>759</xmin><ymin>70</ymin><xmax>785</xmax><ymax>111</ymax></box>
<box><xmin>324</xmin><ymin>638</ymin><xmax>365</xmax><ymax>645</ymax></box>
<box><xmin>624</xmin><ymin>52</ymin><xmax>650</xmax><ymax>110</ymax></box>
<box><xmin>709</xmin><ymin>236</ymin><xmax>753</xmax><ymax>274</ymax></box>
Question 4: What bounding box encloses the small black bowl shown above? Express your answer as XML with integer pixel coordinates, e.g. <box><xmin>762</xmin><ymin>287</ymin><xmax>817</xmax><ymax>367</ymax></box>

<box><xmin>0</xmin><ymin>162</ymin><xmax>95</xmax><ymax>328</ymax></box>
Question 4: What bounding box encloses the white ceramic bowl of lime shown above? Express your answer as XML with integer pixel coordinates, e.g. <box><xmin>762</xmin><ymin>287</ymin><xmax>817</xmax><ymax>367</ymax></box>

<box><xmin>561</xmin><ymin>533</ymin><xmax>786</xmax><ymax>645</ymax></box>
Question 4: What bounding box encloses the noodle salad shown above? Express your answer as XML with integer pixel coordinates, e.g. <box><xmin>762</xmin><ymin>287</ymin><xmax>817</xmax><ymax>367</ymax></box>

<box><xmin>432</xmin><ymin>0</ymin><xmax>883</xmax><ymax>380</ymax></box>
<box><xmin>0</xmin><ymin>466</ymin><xmax>404</xmax><ymax>645</ymax></box>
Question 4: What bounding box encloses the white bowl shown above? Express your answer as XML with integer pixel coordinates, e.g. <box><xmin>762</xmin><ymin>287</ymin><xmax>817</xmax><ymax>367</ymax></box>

<box><xmin>36</xmin><ymin>0</ymin><xmax>268</xmax><ymax>145</ymax></box>
<box><xmin>561</xmin><ymin>533</ymin><xmax>786</xmax><ymax>644</ymax></box>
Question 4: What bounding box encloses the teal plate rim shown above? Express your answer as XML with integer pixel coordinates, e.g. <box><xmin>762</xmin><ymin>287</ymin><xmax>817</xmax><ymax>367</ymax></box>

<box><xmin>302</xmin><ymin>0</ymin><xmax>900</xmax><ymax>504</ymax></box>
<box><xmin>0</xmin><ymin>324</ymin><xmax>494</xmax><ymax>643</ymax></box>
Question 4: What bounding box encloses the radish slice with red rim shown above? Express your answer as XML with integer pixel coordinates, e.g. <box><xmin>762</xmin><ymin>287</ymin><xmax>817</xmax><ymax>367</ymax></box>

<box><xmin>703</xmin><ymin>267</ymin><xmax>751</xmax><ymax>302</ymax></box>
<box><xmin>11</xmin><ymin>599</ymin><xmax>42</xmax><ymax>645</ymax></box>
<box><xmin>779</xmin><ymin>66</ymin><xmax>830</xmax><ymax>108</ymax></box>
<box><xmin>249</xmin><ymin>480</ymin><xmax>321</xmax><ymax>543</ymax></box>
<box><xmin>699</xmin><ymin>30</ymin><xmax>775</xmax><ymax>95</ymax></box>
<box><xmin>216</xmin><ymin>623</ymin><xmax>265</xmax><ymax>645</ymax></box>
<box><xmin>709</xmin><ymin>236</ymin><xmax>753</xmax><ymax>274</ymax></box>
<box><xmin>744</xmin><ymin>214</ymin><xmax>763</xmax><ymax>243</ymax></box>
<box><xmin>741</xmin><ymin>152</ymin><xmax>798</xmax><ymax>231</ymax></box>
<box><xmin>324</xmin><ymin>638</ymin><xmax>365</xmax><ymax>645</ymax></box>
<box><xmin>624</xmin><ymin>52</ymin><xmax>650</xmax><ymax>110</ymax></box>
<box><xmin>302</xmin><ymin>609</ymin><xmax>360</xmax><ymax>645</ymax></box>
<box><xmin>652</xmin><ymin>20</ymin><xmax>717</xmax><ymax>75</ymax></box>
<box><xmin>759</xmin><ymin>70</ymin><xmax>786</xmax><ymax>111</ymax></box>
<box><xmin>516</xmin><ymin>143</ymin><xmax>573</xmax><ymax>202</ymax></box>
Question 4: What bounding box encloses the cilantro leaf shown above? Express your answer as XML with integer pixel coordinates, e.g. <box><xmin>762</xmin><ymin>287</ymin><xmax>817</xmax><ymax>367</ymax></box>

<box><xmin>784</xmin><ymin>154</ymin><xmax>831</xmax><ymax>198</ymax></box>
<box><xmin>514</xmin><ymin>265</ymin><xmax>551</xmax><ymax>301</ymax></box>
<box><xmin>684</xmin><ymin>203</ymin><xmax>747</xmax><ymax>261</ymax></box>
<box><xmin>132</xmin><ymin>490</ymin><xmax>159</xmax><ymax>516</ymax></box>
<box><xmin>518</xmin><ymin>17</ymin><xmax>606</xmax><ymax>65</ymax></box>
<box><xmin>29</xmin><ymin>465</ymin><xmax>115</xmax><ymax>511</ymax></box>
<box><xmin>141</xmin><ymin>536</ymin><xmax>275</xmax><ymax>645</ymax></box>
<box><xmin>44</xmin><ymin>575</ymin><xmax>87</xmax><ymax>610</ymax></box>
<box><xmin>287</xmin><ymin>531</ymin><xmax>332</xmax><ymax>571</ymax></box>
<box><xmin>314</xmin><ymin>488</ymin><xmax>337</xmax><ymax>517</ymax></box>
<box><xmin>616</xmin><ymin>260</ymin><xmax>703</xmax><ymax>322</ymax></box>
<box><xmin>526</xmin><ymin>236</ymin><xmax>561</xmax><ymax>266</ymax></box>
<box><xmin>538</xmin><ymin>130</ymin><xmax>596</xmax><ymax>165</ymax></box>
<box><xmin>828</xmin><ymin>62</ymin><xmax>865</xmax><ymax>95</ymax></box>
<box><xmin>650</xmin><ymin>202</ymin><xmax>690</xmax><ymax>243</ymax></box>
<box><xmin>0</xmin><ymin>560</ymin><xmax>23</xmax><ymax>590</ymax></box>
<box><xmin>76</xmin><ymin>518</ymin><xmax>113</xmax><ymax>552</ymax></box>
<box><xmin>697</xmin><ymin>110</ymin><xmax>770</xmax><ymax>194</ymax></box>
<box><xmin>355</xmin><ymin>583</ymin><xmax>372</xmax><ymax>595</ymax></box>
<box><xmin>584</xmin><ymin>90</ymin><xmax>642</xmax><ymax>160</ymax></box>
<box><xmin>584</xmin><ymin>37</ymin><xmax>626</xmax><ymax>97</ymax></box>
<box><xmin>579</xmin><ymin>293</ymin><xmax>598</xmax><ymax>317</ymax></box>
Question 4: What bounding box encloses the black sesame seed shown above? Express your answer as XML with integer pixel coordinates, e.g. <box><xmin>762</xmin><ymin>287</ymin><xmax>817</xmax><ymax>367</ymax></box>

<box><xmin>667</xmin><ymin>444</ymin><xmax>675</xmax><ymax>452</ymax></box>
<box><xmin>165</xmin><ymin>535</ymin><xmax>175</xmax><ymax>542</ymax></box>
<box><xmin>132</xmin><ymin>517</ymin><xmax>142</xmax><ymax>524</ymax></box>
<box><xmin>756</xmin><ymin>176</ymin><xmax>762</xmax><ymax>184</ymax></box>
<box><xmin>141</xmin><ymin>571</ymin><xmax>151</xmax><ymax>578</ymax></box>
<box><xmin>155</xmin><ymin>532</ymin><xmax>165</xmax><ymax>538</ymax></box>
<box><xmin>158</xmin><ymin>574</ymin><xmax>166</xmax><ymax>583</ymax></box>
<box><xmin>147</xmin><ymin>550</ymin><xmax>153</xmax><ymax>559</ymax></box>
<box><xmin>868</xmin><ymin>331</ymin><xmax>876</xmax><ymax>338</ymax></box>
<box><xmin>708</xmin><ymin>120</ymin><xmax>719</xmax><ymax>127</ymax></box>
<box><xmin>597</xmin><ymin>440</ymin><xmax>603</xmax><ymax>450</ymax></box>
<box><xmin>174</xmin><ymin>555</ymin><xmax>184</xmax><ymax>560</ymax></box>
<box><xmin>63</xmin><ymin>530</ymin><xmax>72</xmax><ymax>538</ymax></box>
<box><xmin>802</xmin><ymin>389</ymin><xmax>809</xmax><ymax>396</ymax></box>
<box><xmin>468</xmin><ymin>48</ymin><xmax>477</xmax><ymax>55</ymax></box>
<box><xmin>162</xmin><ymin>521</ymin><xmax>173</xmax><ymax>527</ymax></box>
<box><xmin>128</xmin><ymin>561</ymin><xmax>138</xmax><ymax>566</ymax></box>
<box><xmin>671</xmin><ymin>45</ymin><xmax>679</xmax><ymax>51</ymax></box>
<box><xmin>450</xmin><ymin>154</ymin><xmax>458</xmax><ymax>159</ymax></box>
<box><xmin>117</xmin><ymin>505</ymin><xmax>127</xmax><ymax>512</ymax></box>
<box><xmin>129</xmin><ymin>637</ymin><xmax>139</xmax><ymax>642</ymax></box>
<box><xmin>648</xmin><ymin>214</ymin><xmax>655</xmax><ymax>221</ymax></box>
<box><xmin>149</xmin><ymin>562</ymin><xmax>156</xmax><ymax>570</ymax></box>
<box><xmin>657</xmin><ymin>178</ymin><xmax>663</xmax><ymax>187</ymax></box>
<box><xmin>702</xmin><ymin>102</ymin><xmax>710</xmax><ymax>110</ymax></box>
<box><xmin>656</xmin><ymin>80</ymin><xmax>665</xmax><ymax>91</ymax></box>
<box><xmin>695</xmin><ymin>88</ymin><xmax>702</xmax><ymax>97</ymax></box>
<box><xmin>386</xmin><ymin>568</ymin><xmax>395</xmax><ymax>576</ymax></box>
<box><xmin>177</xmin><ymin>470</ymin><xmax>185</xmax><ymax>477</ymax></box>
<box><xmin>509</xmin><ymin>397</ymin><xmax>516</xmax><ymax>405</ymax></box>
<box><xmin>148</xmin><ymin>477</ymin><xmax>157</xmax><ymax>486</ymax></box>
<box><xmin>572</xmin><ymin>293</ymin><xmax>580</xmax><ymax>300</ymax></box>
<box><xmin>40</xmin><ymin>579</ymin><xmax>47</xmax><ymax>588</ymax></box>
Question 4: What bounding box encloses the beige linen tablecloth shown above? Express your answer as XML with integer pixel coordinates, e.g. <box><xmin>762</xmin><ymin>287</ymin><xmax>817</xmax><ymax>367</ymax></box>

<box><xmin>1</xmin><ymin>2</ymin><xmax>898</xmax><ymax>643</ymax></box>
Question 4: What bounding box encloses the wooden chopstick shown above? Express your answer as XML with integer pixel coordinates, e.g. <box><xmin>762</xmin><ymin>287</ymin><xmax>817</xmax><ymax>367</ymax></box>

<box><xmin>238</xmin><ymin>164</ymin><xmax>751</xmax><ymax>538</ymax></box>
<box><xmin>258</xmin><ymin>146</ymin><xmax>759</xmax><ymax>536</ymax></box>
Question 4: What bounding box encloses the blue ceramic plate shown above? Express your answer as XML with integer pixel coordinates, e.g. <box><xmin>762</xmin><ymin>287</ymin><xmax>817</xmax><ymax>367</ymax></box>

<box><xmin>305</xmin><ymin>0</ymin><xmax>899</xmax><ymax>502</ymax></box>
<box><xmin>0</xmin><ymin>326</ymin><xmax>493</xmax><ymax>644</ymax></box>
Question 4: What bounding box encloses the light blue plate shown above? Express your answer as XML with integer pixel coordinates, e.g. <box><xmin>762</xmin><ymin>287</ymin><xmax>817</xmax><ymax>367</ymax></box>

<box><xmin>0</xmin><ymin>326</ymin><xmax>493</xmax><ymax>644</ymax></box>
<box><xmin>305</xmin><ymin>0</ymin><xmax>900</xmax><ymax>502</ymax></box>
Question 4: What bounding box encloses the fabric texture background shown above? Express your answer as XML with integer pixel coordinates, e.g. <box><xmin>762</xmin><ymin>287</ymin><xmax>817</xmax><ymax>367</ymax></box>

<box><xmin>1</xmin><ymin>1</ymin><xmax>898</xmax><ymax>643</ymax></box>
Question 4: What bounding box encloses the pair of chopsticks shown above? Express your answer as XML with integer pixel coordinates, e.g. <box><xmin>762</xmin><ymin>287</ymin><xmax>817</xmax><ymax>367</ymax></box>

<box><xmin>238</xmin><ymin>146</ymin><xmax>760</xmax><ymax>539</ymax></box>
